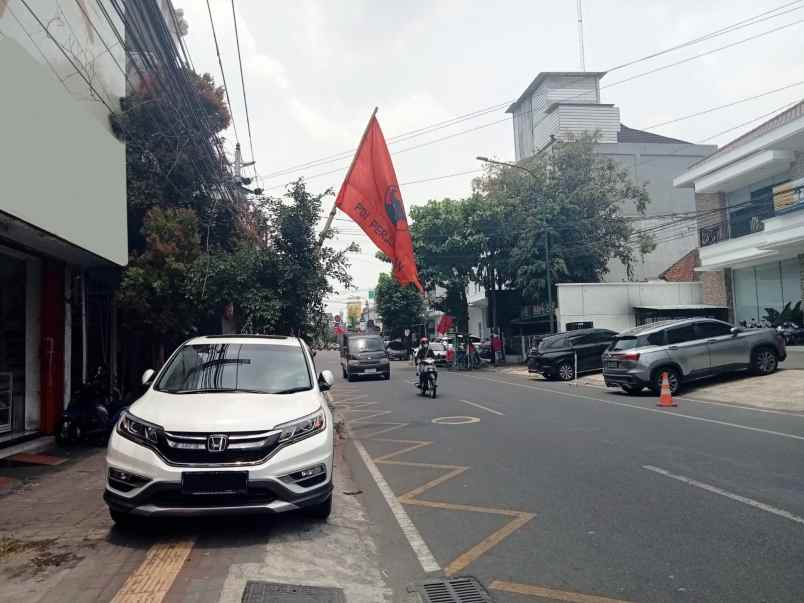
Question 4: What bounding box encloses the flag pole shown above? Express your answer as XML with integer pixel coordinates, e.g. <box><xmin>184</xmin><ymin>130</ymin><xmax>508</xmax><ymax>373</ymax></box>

<box><xmin>317</xmin><ymin>107</ymin><xmax>379</xmax><ymax>247</ymax></box>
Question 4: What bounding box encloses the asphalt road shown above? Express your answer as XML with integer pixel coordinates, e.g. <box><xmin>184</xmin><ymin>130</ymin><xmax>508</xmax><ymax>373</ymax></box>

<box><xmin>319</xmin><ymin>351</ymin><xmax>804</xmax><ymax>603</ymax></box>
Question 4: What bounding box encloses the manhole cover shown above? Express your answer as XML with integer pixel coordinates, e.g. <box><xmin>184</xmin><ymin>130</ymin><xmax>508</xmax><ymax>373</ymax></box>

<box><xmin>413</xmin><ymin>576</ymin><xmax>494</xmax><ymax>603</ymax></box>
<box><xmin>241</xmin><ymin>581</ymin><xmax>346</xmax><ymax>603</ymax></box>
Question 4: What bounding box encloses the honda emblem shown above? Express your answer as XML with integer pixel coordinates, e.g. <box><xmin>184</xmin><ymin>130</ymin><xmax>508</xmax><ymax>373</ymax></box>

<box><xmin>206</xmin><ymin>434</ymin><xmax>229</xmax><ymax>452</ymax></box>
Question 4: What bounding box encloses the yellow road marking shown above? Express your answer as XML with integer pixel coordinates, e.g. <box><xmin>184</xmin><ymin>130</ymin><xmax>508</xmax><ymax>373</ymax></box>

<box><xmin>397</xmin><ymin>467</ymin><xmax>468</xmax><ymax>500</ymax></box>
<box><xmin>111</xmin><ymin>538</ymin><xmax>194</xmax><ymax>603</ymax></box>
<box><xmin>446</xmin><ymin>514</ymin><xmax>534</xmax><ymax>576</ymax></box>
<box><xmin>372</xmin><ymin>439</ymin><xmax>431</xmax><ymax>462</ymax></box>
<box><xmin>490</xmin><ymin>580</ymin><xmax>636</xmax><ymax>603</ymax></box>
<box><xmin>459</xmin><ymin>399</ymin><xmax>504</xmax><ymax>415</ymax></box>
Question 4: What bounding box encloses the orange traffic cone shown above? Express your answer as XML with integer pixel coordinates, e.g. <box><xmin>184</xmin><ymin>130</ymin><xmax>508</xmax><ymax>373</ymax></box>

<box><xmin>657</xmin><ymin>372</ymin><xmax>677</xmax><ymax>407</ymax></box>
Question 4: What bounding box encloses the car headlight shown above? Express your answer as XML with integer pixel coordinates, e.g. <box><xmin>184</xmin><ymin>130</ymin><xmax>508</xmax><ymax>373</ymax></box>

<box><xmin>276</xmin><ymin>408</ymin><xmax>326</xmax><ymax>445</ymax></box>
<box><xmin>117</xmin><ymin>411</ymin><xmax>162</xmax><ymax>446</ymax></box>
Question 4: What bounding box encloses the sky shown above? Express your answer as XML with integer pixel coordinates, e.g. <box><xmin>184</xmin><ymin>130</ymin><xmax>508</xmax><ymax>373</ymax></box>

<box><xmin>175</xmin><ymin>0</ymin><xmax>804</xmax><ymax>317</ymax></box>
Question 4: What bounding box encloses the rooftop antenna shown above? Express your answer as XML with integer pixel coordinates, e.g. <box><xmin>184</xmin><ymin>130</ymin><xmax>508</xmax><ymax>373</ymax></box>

<box><xmin>577</xmin><ymin>0</ymin><xmax>586</xmax><ymax>71</ymax></box>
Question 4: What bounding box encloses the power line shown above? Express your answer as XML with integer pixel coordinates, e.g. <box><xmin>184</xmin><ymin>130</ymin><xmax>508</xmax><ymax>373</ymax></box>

<box><xmin>259</xmin><ymin>1</ymin><xmax>804</xmax><ymax>180</ymax></box>
<box><xmin>205</xmin><ymin>0</ymin><xmax>240</xmax><ymax>146</ymax></box>
<box><xmin>230</xmin><ymin>0</ymin><xmax>257</xmax><ymax>177</ymax></box>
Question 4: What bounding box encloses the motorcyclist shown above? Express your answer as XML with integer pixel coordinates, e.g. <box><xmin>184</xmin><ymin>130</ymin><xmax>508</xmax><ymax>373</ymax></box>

<box><xmin>415</xmin><ymin>337</ymin><xmax>436</xmax><ymax>387</ymax></box>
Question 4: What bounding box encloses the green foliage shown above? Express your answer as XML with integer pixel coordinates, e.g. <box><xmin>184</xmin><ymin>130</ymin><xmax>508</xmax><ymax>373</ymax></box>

<box><xmin>374</xmin><ymin>273</ymin><xmax>425</xmax><ymax>338</ymax></box>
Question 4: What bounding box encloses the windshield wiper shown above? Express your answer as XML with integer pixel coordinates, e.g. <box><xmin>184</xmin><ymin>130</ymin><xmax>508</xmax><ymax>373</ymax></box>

<box><xmin>168</xmin><ymin>388</ymin><xmax>236</xmax><ymax>394</ymax></box>
<box><xmin>272</xmin><ymin>386</ymin><xmax>312</xmax><ymax>394</ymax></box>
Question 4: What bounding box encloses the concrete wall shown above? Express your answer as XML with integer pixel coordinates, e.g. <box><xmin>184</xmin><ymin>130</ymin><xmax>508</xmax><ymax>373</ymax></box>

<box><xmin>0</xmin><ymin>4</ymin><xmax>127</xmax><ymax>266</ymax></box>
<box><xmin>597</xmin><ymin>141</ymin><xmax>717</xmax><ymax>281</ymax></box>
<box><xmin>557</xmin><ymin>282</ymin><xmax>704</xmax><ymax>333</ymax></box>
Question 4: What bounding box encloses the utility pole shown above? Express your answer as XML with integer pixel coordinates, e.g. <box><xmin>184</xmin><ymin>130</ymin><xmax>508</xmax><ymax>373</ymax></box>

<box><xmin>544</xmin><ymin>228</ymin><xmax>554</xmax><ymax>334</ymax></box>
<box><xmin>577</xmin><ymin>0</ymin><xmax>586</xmax><ymax>71</ymax></box>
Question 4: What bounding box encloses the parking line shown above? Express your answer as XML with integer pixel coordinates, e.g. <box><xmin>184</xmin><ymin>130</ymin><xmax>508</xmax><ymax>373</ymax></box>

<box><xmin>352</xmin><ymin>439</ymin><xmax>441</xmax><ymax>573</ymax></box>
<box><xmin>459</xmin><ymin>399</ymin><xmax>504</xmax><ymax>416</ymax></box>
<box><xmin>643</xmin><ymin>465</ymin><xmax>804</xmax><ymax>526</ymax></box>
<box><xmin>490</xmin><ymin>580</ymin><xmax>635</xmax><ymax>602</ymax></box>
<box><xmin>110</xmin><ymin>538</ymin><xmax>195</xmax><ymax>602</ymax></box>
<box><xmin>467</xmin><ymin>375</ymin><xmax>804</xmax><ymax>441</ymax></box>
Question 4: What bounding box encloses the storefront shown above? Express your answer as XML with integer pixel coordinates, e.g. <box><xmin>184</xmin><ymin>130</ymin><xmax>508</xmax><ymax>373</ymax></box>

<box><xmin>732</xmin><ymin>257</ymin><xmax>802</xmax><ymax>325</ymax></box>
<box><xmin>0</xmin><ymin>246</ymin><xmax>40</xmax><ymax>437</ymax></box>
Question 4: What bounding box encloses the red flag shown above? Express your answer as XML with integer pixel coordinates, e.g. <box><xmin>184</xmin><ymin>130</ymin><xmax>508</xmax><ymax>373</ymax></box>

<box><xmin>335</xmin><ymin>112</ymin><xmax>422</xmax><ymax>290</ymax></box>
<box><xmin>436</xmin><ymin>314</ymin><xmax>454</xmax><ymax>335</ymax></box>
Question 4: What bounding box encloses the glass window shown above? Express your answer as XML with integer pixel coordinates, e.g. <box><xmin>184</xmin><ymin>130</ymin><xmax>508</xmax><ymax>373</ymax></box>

<box><xmin>756</xmin><ymin>261</ymin><xmax>784</xmax><ymax>322</ymax></box>
<box><xmin>156</xmin><ymin>343</ymin><xmax>312</xmax><ymax>394</ymax></box>
<box><xmin>781</xmin><ymin>258</ymin><xmax>801</xmax><ymax>307</ymax></box>
<box><xmin>646</xmin><ymin>331</ymin><xmax>666</xmax><ymax>346</ymax></box>
<box><xmin>610</xmin><ymin>336</ymin><xmax>638</xmax><ymax>351</ymax></box>
<box><xmin>539</xmin><ymin>336</ymin><xmax>568</xmax><ymax>351</ymax></box>
<box><xmin>733</xmin><ymin>266</ymin><xmax>758</xmax><ymax>324</ymax></box>
<box><xmin>696</xmin><ymin>322</ymin><xmax>732</xmax><ymax>339</ymax></box>
<box><xmin>667</xmin><ymin>324</ymin><xmax>697</xmax><ymax>344</ymax></box>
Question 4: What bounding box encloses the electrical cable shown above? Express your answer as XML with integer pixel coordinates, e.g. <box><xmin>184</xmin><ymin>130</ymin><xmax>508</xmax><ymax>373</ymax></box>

<box><xmin>230</xmin><ymin>0</ymin><xmax>258</xmax><ymax>179</ymax></box>
<box><xmin>205</xmin><ymin>0</ymin><xmax>240</xmax><ymax>146</ymax></box>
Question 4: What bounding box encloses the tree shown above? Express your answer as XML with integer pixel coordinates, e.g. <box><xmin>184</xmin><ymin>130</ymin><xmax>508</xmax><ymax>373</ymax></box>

<box><xmin>474</xmin><ymin>133</ymin><xmax>653</xmax><ymax>301</ymax></box>
<box><xmin>374</xmin><ymin>273</ymin><xmax>425</xmax><ymax>339</ymax></box>
<box><xmin>409</xmin><ymin>199</ymin><xmax>478</xmax><ymax>332</ymax></box>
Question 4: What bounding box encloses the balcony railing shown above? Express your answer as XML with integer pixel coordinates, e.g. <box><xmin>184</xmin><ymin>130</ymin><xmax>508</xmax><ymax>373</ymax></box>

<box><xmin>699</xmin><ymin>223</ymin><xmax>724</xmax><ymax>247</ymax></box>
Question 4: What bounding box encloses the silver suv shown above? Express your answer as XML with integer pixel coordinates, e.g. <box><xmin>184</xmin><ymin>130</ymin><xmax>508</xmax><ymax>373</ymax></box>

<box><xmin>602</xmin><ymin>319</ymin><xmax>786</xmax><ymax>395</ymax></box>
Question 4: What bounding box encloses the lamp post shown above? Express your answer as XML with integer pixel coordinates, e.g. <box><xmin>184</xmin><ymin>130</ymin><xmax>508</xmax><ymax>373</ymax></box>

<box><xmin>476</xmin><ymin>157</ymin><xmax>554</xmax><ymax>334</ymax></box>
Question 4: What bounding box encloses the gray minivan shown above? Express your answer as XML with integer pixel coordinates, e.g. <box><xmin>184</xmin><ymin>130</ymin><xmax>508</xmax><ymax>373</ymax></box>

<box><xmin>602</xmin><ymin>319</ymin><xmax>786</xmax><ymax>395</ymax></box>
<box><xmin>340</xmin><ymin>334</ymin><xmax>390</xmax><ymax>381</ymax></box>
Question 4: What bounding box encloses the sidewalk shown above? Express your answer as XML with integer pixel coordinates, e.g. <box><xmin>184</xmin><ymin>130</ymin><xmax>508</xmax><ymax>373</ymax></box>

<box><xmin>501</xmin><ymin>365</ymin><xmax>804</xmax><ymax>413</ymax></box>
<box><xmin>0</xmin><ymin>414</ymin><xmax>393</xmax><ymax>603</ymax></box>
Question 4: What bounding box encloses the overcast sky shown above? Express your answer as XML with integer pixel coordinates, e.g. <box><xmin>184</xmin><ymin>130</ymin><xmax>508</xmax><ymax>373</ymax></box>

<box><xmin>176</xmin><ymin>0</ymin><xmax>804</xmax><ymax>316</ymax></box>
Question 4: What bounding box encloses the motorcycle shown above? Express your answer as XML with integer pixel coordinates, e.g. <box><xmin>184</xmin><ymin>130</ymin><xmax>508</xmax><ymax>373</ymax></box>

<box><xmin>417</xmin><ymin>357</ymin><xmax>438</xmax><ymax>398</ymax></box>
<box><xmin>56</xmin><ymin>365</ymin><xmax>128</xmax><ymax>445</ymax></box>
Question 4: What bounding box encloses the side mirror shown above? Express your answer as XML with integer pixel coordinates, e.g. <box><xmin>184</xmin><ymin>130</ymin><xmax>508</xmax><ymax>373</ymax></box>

<box><xmin>318</xmin><ymin>370</ymin><xmax>335</xmax><ymax>391</ymax></box>
<box><xmin>730</xmin><ymin>327</ymin><xmax>742</xmax><ymax>335</ymax></box>
<box><xmin>141</xmin><ymin>368</ymin><xmax>155</xmax><ymax>386</ymax></box>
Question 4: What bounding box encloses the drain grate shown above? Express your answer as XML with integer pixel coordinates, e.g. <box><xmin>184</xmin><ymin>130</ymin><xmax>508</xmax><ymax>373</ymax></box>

<box><xmin>241</xmin><ymin>581</ymin><xmax>346</xmax><ymax>603</ymax></box>
<box><xmin>413</xmin><ymin>576</ymin><xmax>494</xmax><ymax>603</ymax></box>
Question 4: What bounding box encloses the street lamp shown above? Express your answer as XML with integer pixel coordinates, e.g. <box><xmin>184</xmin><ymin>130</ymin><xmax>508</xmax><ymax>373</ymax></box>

<box><xmin>475</xmin><ymin>156</ymin><xmax>554</xmax><ymax>334</ymax></box>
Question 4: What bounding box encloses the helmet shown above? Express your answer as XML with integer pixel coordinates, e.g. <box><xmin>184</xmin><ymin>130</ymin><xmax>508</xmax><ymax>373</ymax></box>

<box><xmin>420</xmin><ymin>337</ymin><xmax>429</xmax><ymax>344</ymax></box>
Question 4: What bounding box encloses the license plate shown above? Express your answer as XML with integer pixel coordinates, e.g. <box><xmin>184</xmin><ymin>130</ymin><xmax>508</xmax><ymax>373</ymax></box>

<box><xmin>181</xmin><ymin>471</ymin><xmax>247</xmax><ymax>495</ymax></box>
<box><xmin>364</xmin><ymin>368</ymin><xmax>377</xmax><ymax>374</ymax></box>
<box><xmin>606</xmin><ymin>360</ymin><xmax>619</xmax><ymax>369</ymax></box>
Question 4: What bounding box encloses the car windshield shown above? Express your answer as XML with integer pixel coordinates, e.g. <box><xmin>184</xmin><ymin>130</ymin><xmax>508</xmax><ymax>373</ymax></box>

<box><xmin>430</xmin><ymin>343</ymin><xmax>445</xmax><ymax>351</ymax></box>
<box><xmin>610</xmin><ymin>336</ymin><xmax>639</xmax><ymax>351</ymax></box>
<box><xmin>155</xmin><ymin>343</ymin><xmax>312</xmax><ymax>394</ymax></box>
<box><xmin>539</xmin><ymin>336</ymin><xmax>568</xmax><ymax>351</ymax></box>
<box><xmin>349</xmin><ymin>337</ymin><xmax>384</xmax><ymax>353</ymax></box>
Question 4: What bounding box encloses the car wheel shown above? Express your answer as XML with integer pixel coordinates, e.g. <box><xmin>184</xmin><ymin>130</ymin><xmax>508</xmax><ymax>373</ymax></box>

<box><xmin>56</xmin><ymin>419</ymin><xmax>81</xmax><ymax>446</ymax></box>
<box><xmin>557</xmin><ymin>361</ymin><xmax>575</xmax><ymax>381</ymax></box>
<box><xmin>109</xmin><ymin>509</ymin><xmax>138</xmax><ymax>529</ymax></box>
<box><xmin>621</xmin><ymin>385</ymin><xmax>643</xmax><ymax>395</ymax></box>
<box><xmin>305</xmin><ymin>495</ymin><xmax>332</xmax><ymax>520</ymax></box>
<box><xmin>751</xmin><ymin>347</ymin><xmax>778</xmax><ymax>375</ymax></box>
<box><xmin>347</xmin><ymin>373</ymin><xmax>355</xmax><ymax>382</ymax></box>
<box><xmin>653</xmin><ymin>368</ymin><xmax>681</xmax><ymax>396</ymax></box>
<box><xmin>383</xmin><ymin>372</ymin><xmax>390</xmax><ymax>381</ymax></box>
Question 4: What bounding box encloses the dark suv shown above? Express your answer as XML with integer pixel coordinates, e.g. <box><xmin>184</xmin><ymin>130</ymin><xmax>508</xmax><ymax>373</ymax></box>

<box><xmin>340</xmin><ymin>334</ymin><xmax>390</xmax><ymax>381</ymax></box>
<box><xmin>527</xmin><ymin>328</ymin><xmax>618</xmax><ymax>380</ymax></box>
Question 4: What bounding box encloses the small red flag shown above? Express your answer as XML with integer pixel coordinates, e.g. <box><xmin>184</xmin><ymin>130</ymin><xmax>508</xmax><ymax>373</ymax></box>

<box><xmin>335</xmin><ymin>112</ymin><xmax>422</xmax><ymax>291</ymax></box>
<box><xmin>436</xmin><ymin>314</ymin><xmax>454</xmax><ymax>335</ymax></box>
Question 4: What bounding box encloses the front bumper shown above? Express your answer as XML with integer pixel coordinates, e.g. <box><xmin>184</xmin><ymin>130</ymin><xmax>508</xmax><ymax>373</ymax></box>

<box><xmin>105</xmin><ymin>423</ymin><xmax>334</xmax><ymax>517</ymax></box>
<box><xmin>348</xmin><ymin>363</ymin><xmax>390</xmax><ymax>376</ymax></box>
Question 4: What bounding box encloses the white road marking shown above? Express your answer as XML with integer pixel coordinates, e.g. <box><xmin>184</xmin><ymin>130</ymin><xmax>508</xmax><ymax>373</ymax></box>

<box><xmin>352</xmin><ymin>438</ymin><xmax>441</xmax><ymax>573</ymax></box>
<box><xmin>432</xmin><ymin>416</ymin><xmax>481</xmax><ymax>425</ymax></box>
<box><xmin>459</xmin><ymin>399</ymin><xmax>504</xmax><ymax>416</ymax></box>
<box><xmin>643</xmin><ymin>465</ymin><xmax>804</xmax><ymax>526</ymax></box>
<box><xmin>467</xmin><ymin>375</ymin><xmax>804</xmax><ymax>442</ymax></box>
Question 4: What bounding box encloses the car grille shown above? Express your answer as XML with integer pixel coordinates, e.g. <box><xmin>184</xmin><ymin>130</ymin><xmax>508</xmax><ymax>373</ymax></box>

<box><xmin>156</xmin><ymin>430</ymin><xmax>282</xmax><ymax>466</ymax></box>
<box><xmin>149</xmin><ymin>484</ymin><xmax>277</xmax><ymax>508</ymax></box>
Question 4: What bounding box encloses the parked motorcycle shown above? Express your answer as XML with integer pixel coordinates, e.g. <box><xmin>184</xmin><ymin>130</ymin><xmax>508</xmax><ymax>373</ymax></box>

<box><xmin>417</xmin><ymin>357</ymin><xmax>438</xmax><ymax>398</ymax></box>
<box><xmin>56</xmin><ymin>365</ymin><xmax>128</xmax><ymax>445</ymax></box>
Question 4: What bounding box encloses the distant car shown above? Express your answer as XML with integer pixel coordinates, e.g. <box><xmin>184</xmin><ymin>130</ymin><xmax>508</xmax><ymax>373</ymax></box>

<box><xmin>602</xmin><ymin>318</ymin><xmax>787</xmax><ymax>396</ymax></box>
<box><xmin>777</xmin><ymin>322</ymin><xmax>804</xmax><ymax>345</ymax></box>
<box><xmin>385</xmin><ymin>340</ymin><xmax>409</xmax><ymax>361</ymax></box>
<box><xmin>340</xmin><ymin>334</ymin><xmax>390</xmax><ymax>381</ymax></box>
<box><xmin>429</xmin><ymin>342</ymin><xmax>449</xmax><ymax>365</ymax></box>
<box><xmin>527</xmin><ymin>329</ymin><xmax>618</xmax><ymax>380</ymax></box>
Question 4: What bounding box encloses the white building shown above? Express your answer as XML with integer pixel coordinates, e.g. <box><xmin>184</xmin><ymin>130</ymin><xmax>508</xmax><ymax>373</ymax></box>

<box><xmin>0</xmin><ymin>2</ymin><xmax>127</xmax><ymax>442</ymax></box>
<box><xmin>675</xmin><ymin>100</ymin><xmax>804</xmax><ymax>325</ymax></box>
<box><xmin>507</xmin><ymin>71</ymin><xmax>716</xmax><ymax>281</ymax></box>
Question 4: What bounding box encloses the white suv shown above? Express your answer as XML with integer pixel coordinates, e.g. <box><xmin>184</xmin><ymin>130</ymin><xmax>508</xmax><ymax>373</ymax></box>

<box><xmin>104</xmin><ymin>335</ymin><xmax>335</xmax><ymax>525</ymax></box>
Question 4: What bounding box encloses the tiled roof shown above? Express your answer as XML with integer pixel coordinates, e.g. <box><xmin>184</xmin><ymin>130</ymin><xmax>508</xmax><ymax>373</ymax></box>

<box><xmin>617</xmin><ymin>124</ymin><xmax>691</xmax><ymax>144</ymax></box>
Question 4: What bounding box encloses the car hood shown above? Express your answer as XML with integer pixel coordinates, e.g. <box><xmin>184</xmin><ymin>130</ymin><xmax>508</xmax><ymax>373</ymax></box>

<box><xmin>129</xmin><ymin>389</ymin><xmax>322</xmax><ymax>432</ymax></box>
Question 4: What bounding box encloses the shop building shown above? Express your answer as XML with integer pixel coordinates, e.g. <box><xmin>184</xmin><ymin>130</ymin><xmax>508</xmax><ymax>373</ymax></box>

<box><xmin>675</xmin><ymin>101</ymin><xmax>804</xmax><ymax>325</ymax></box>
<box><xmin>1</xmin><ymin>2</ymin><xmax>127</xmax><ymax>442</ymax></box>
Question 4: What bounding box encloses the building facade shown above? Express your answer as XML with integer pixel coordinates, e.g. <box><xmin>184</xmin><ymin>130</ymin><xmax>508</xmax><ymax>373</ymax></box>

<box><xmin>675</xmin><ymin>101</ymin><xmax>804</xmax><ymax>326</ymax></box>
<box><xmin>0</xmin><ymin>1</ymin><xmax>127</xmax><ymax>441</ymax></box>
<box><xmin>507</xmin><ymin>72</ymin><xmax>716</xmax><ymax>281</ymax></box>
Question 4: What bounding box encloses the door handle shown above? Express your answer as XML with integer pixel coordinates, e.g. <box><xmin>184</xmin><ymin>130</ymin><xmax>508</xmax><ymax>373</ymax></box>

<box><xmin>667</xmin><ymin>346</ymin><xmax>679</xmax><ymax>350</ymax></box>
<box><xmin>706</xmin><ymin>339</ymin><xmax>718</xmax><ymax>343</ymax></box>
